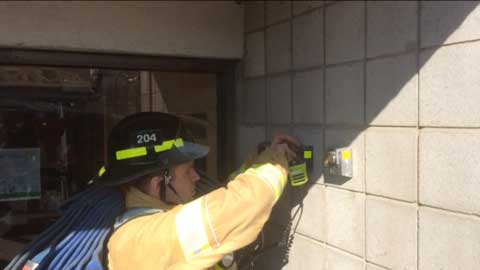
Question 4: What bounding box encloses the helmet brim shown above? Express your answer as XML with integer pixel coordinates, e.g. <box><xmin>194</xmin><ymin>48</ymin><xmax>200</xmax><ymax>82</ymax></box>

<box><xmin>98</xmin><ymin>141</ymin><xmax>209</xmax><ymax>186</ymax></box>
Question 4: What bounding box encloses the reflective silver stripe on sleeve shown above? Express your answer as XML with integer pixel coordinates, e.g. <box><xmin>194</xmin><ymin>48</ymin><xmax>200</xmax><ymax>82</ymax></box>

<box><xmin>251</xmin><ymin>163</ymin><xmax>286</xmax><ymax>202</ymax></box>
<box><xmin>175</xmin><ymin>198</ymin><xmax>212</xmax><ymax>260</ymax></box>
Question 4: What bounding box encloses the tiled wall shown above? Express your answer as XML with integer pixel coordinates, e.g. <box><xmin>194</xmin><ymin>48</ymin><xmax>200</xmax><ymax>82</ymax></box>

<box><xmin>238</xmin><ymin>1</ymin><xmax>480</xmax><ymax>269</ymax></box>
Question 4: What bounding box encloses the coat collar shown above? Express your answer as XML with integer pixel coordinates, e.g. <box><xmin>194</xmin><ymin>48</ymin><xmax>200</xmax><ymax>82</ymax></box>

<box><xmin>124</xmin><ymin>186</ymin><xmax>173</xmax><ymax>210</ymax></box>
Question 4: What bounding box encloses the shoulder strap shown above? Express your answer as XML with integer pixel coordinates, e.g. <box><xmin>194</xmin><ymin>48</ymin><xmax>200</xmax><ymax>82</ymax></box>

<box><xmin>114</xmin><ymin>207</ymin><xmax>163</xmax><ymax>230</ymax></box>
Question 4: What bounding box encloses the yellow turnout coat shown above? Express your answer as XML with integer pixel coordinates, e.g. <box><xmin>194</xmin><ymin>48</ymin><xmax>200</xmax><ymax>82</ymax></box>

<box><xmin>107</xmin><ymin>157</ymin><xmax>287</xmax><ymax>270</ymax></box>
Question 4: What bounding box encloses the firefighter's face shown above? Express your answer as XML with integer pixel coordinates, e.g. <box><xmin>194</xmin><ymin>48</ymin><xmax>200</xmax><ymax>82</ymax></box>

<box><xmin>166</xmin><ymin>161</ymin><xmax>200</xmax><ymax>203</ymax></box>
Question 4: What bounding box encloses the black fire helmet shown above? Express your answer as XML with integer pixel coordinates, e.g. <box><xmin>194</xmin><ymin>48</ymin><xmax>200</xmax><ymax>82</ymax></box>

<box><xmin>97</xmin><ymin>112</ymin><xmax>209</xmax><ymax>186</ymax></box>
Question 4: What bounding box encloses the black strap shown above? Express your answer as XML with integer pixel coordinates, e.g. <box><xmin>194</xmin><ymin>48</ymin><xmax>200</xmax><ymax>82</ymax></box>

<box><xmin>160</xmin><ymin>176</ymin><xmax>166</xmax><ymax>202</ymax></box>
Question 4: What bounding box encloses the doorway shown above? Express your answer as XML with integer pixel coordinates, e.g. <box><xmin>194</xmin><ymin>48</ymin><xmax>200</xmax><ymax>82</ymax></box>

<box><xmin>0</xmin><ymin>53</ymin><xmax>236</xmax><ymax>266</ymax></box>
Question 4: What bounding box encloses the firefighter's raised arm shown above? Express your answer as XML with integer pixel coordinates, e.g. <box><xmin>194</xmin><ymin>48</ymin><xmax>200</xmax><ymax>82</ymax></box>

<box><xmin>107</xmin><ymin>133</ymin><xmax>298</xmax><ymax>270</ymax></box>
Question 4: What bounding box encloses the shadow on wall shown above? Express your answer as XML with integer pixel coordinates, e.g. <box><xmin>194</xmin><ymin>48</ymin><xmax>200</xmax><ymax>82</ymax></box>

<box><xmin>237</xmin><ymin>1</ymin><xmax>479</xmax><ymax>270</ymax></box>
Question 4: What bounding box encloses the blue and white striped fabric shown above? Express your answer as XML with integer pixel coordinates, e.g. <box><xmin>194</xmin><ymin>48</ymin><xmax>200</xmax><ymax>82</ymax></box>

<box><xmin>5</xmin><ymin>186</ymin><xmax>125</xmax><ymax>270</ymax></box>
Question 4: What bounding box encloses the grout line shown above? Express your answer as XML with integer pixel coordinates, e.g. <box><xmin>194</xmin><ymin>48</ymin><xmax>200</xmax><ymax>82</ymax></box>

<box><xmin>416</xmin><ymin>1</ymin><xmax>421</xmax><ymax>269</ymax></box>
<box><xmin>247</xmin><ymin>47</ymin><xmax>424</xmax><ymax>78</ymax></box>
<box><xmin>255</xmin><ymin>122</ymin><xmax>366</xmax><ymax>129</ymax></box>
<box><xmin>294</xmin><ymin>231</ymin><xmax>325</xmax><ymax>244</ymax></box>
<box><xmin>420</xmin><ymin>37</ymin><xmax>480</xmax><ymax>51</ymax></box>
<box><xmin>363</xmin><ymin>2</ymin><xmax>368</xmax><ymax>129</ymax></box>
<box><xmin>323</xmin><ymin>1</ymin><xmax>340</xmax><ymax>8</ymax></box>
<box><xmin>290</xmin><ymin>0</ymin><xmax>294</xmax><ymax>134</ymax></box>
<box><xmin>324</xmin><ymin>241</ymin><xmax>365</xmax><ymax>260</ymax></box>
<box><xmin>418</xmin><ymin>126</ymin><xmax>480</xmax><ymax>130</ymax></box>
<box><xmin>322</xmin><ymin>0</ymin><xmax>327</xmax><ymax>185</ymax></box>
<box><xmin>416</xmin><ymin>114</ymin><xmax>421</xmax><ymax>270</ymax></box>
<box><xmin>416</xmin><ymin>1</ymin><xmax>421</xmax><ymax>130</ymax></box>
<box><xmin>250</xmin><ymin>35</ymin><xmax>480</xmax><ymax>76</ymax></box>
<box><xmin>293</xmin><ymin>63</ymin><xmax>327</xmax><ymax>73</ymax></box>
<box><xmin>366</xmin><ymin>192</ymin><xmax>418</xmax><ymax>205</ymax></box>
<box><xmin>321</xmin><ymin>6</ymin><xmax>328</xmax><ymax>266</ymax></box>
<box><xmin>419</xmin><ymin>204</ymin><xmax>480</xmax><ymax>220</ymax></box>
<box><xmin>366</xmin><ymin>49</ymin><xmax>419</xmax><ymax>62</ymax></box>
<box><xmin>325</xmin><ymin>58</ymin><xmax>365</xmax><ymax>68</ymax></box>
<box><xmin>324</xmin><ymin>184</ymin><xmax>365</xmax><ymax>195</ymax></box>
<box><xmin>325</xmin><ymin>242</ymin><xmax>367</xmax><ymax>261</ymax></box>
<box><xmin>265</xmin><ymin>18</ymin><xmax>293</xmax><ymax>30</ymax></box>
<box><xmin>261</xmin><ymin>71</ymin><xmax>292</xmax><ymax>80</ymax></box>
<box><xmin>263</xmin><ymin>1</ymin><xmax>269</xmax><ymax>141</ymax></box>
<box><xmin>241</xmin><ymin>9</ymin><xmax>247</xmax><ymax>125</ymax></box>
<box><xmin>363</xmin><ymin>1</ymin><xmax>368</xmax><ymax>266</ymax></box>
<box><xmin>366</xmin><ymin>124</ymin><xmax>419</xmax><ymax>128</ymax></box>
<box><xmin>323</xmin><ymin>125</ymin><xmax>480</xmax><ymax>130</ymax></box>
<box><xmin>291</xmin><ymin>2</ymin><xmax>331</xmax><ymax>19</ymax></box>
<box><xmin>252</xmin><ymin>28</ymin><xmax>480</xmax><ymax>61</ymax></box>
<box><xmin>295</xmin><ymin>231</ymin><xmax>367</xmax><ymax>261</ymax></box>
<box><xmin>240</xmin><ymin>121</ymin><xmax>269</xmax><ymax>126</ymax></box>
<box><xmin>243</xmin><ymin>73</ymin><xmax>268</xmax><ymax>80</ymax></box>
<box><xmin>365</xmin><ymin>260</ymin><xmax>390</xmax><ymax>270</ymax></box>
<box><xmin>263</xmin><ymin>1</ymin><xmax>340</xmax><ymax>31</ymax></box>
<box><xmin>245</xmin><ymin>27</ymin><xmax>267</xmax><ymax>35</ymax></box>
<box><xmin>245</xmin><ymin>1</ymin><xmax>338</xmax><ymax>34</ymax></box>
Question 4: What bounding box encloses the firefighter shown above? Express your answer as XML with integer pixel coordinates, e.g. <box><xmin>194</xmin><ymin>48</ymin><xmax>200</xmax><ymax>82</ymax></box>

<box><xmin>100</xmin><ymin>112</ymin><xmax>297</xmax><ymax>270</ymax></box>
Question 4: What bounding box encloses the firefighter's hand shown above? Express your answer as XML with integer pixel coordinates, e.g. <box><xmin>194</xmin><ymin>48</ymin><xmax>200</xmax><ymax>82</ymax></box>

<box><xmin>271</xmin><ymin>134</ymin><xmax>299</xmax><ymax>163</ymax></box>
<box><xmin>251</xmin><ymin>134</ymin><xmax>299</xmax><ymax>178</ymax></box>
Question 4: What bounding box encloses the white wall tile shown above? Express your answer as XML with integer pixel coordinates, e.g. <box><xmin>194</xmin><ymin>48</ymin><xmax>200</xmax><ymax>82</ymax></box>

<box><xmin>366</xmin><ymin>196</ymin><xmax>417</xmax><ymax>270</ymax></box>
<box><xmin>293</xmin><ymin>0</ymin><xmax>325</xmax><ymax>15</ymax></box>
<box><xmin>242</xmin><ymin>78</ymin><xmax>266</xmax><ymax>124</ymax></box>
<box><xmin>293</xmin><ymin>69</ymin><xmax>324</xmax><ymax>124</ymax></box>
<box><xmin>296</xmin><ymin>184</ymin><xmax>326</xmax><ymax>242</ymax></box>
<box><xmin>366</xmin><ymin>127</ymin><xmax>417</xmax><ymax>202</ymax></box>
<box><xmin>367</xmin><ymin>1</ymin><xmax>417</xmax><ymax>57</ymax></box>
<box><xmin>288</xmin><ymin>234</ymin><xmax>326</xmax><ymax>270</ymax></box>
<box><xmin>236</xmin><ymin>125</ymin><xmax>266</xmax><ymax>166</ymax></box>
<box><xmin>245</xmin><ymin>31</ymin><xmax>265</xmax><ymax>77</ymax></box>
<box><xmin>421</xmin><ymin>1</ymin><xmax>480</xmax><ymax>47</ymax></box>
<box><xmin>268</xmin><ymin>125</ymin><xmax>292</xmax><ymax>139</ymax></box>
<box><xmin>366</xmin><ymin>53</ymin><xmax>418</xmax><ymax>126</ymax></box>
<box><xmin>266</xmin><ymin>0</ymin><xmax>292</xmax><ymax>25</ymax></box>
<box><xmin>266</xmin><ymin>22</ymin><xmax>292</xmax><ymax>73</ymax></box>
<box><xmin>326</xmin><ymin>187</ymin><xmax>365</xmax><ymax>256</ymax></box>
<box><xmin>420</xmin><ymin>42</ymin><xmax>480</xmax><ymax>127</ymax></box>
<box><xmin>268</xmin><ymin>74</ymin><xmax>292</xmax><ymax>124</ymax></box>
<box><xmin>293</xmin><ymin>9</ymin><xmax>324</xmax><ymax>69</ymax></box>
<box><xmin>419</xmin><ymin>207</ymin><xmax>480</xmax><ymax>270</ymax></box>
<box><xmin>325</xmin><ymin>62</ymin><xmax>364</xmax><ymax>125</ymax></box>
<box><xmin>325</xmin><ymin>246</ymin><xmax>364</xmax><ymax>270</ymax></box>
<box><xmin>326</xmin><ymin>1</ymin><xmax>365</xmax><ymax>64</ymax></box>
<box><xmin>420</xmin><ymin>129</ymin><xmax>480</xmax><ymax>215</ymax></box>
<box><xmin>245</xmin><ymin>1</ymin><xmax>265</xmax><ymax>32</ymax></box>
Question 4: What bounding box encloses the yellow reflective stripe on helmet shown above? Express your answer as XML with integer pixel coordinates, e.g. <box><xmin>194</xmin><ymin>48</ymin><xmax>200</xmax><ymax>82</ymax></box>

<box><xmin>252</xmin><ymin>163</ymin><xmax>287</xmax><ymax>202</ymax></box>
<box><xmin>174</xmin><ymin>138</ymin><xmax>184</xmax><ymax>148</ymax></box>
<box><xmin>115</xmin><ymin>147</ymin><xmax>147</xmax><ymax>160</ymax></box>
<box><xmin>114</xmin><ymin>138</ymin><xmax>184</xmax><ymax>161</ymax></box>
<box><xmin>98</xmin><ymin>166</ymin><xmax>106</xmax><ymax>177</ymax></box>
<box><xmin>154</xmin><ymin>138</ymin><xmax>184</xmax><ymax>153</ymax></box>
<box><xmin>175</xmin><ymin>198</ymin><xmax>212</xmax><ymax>260</ymax></box>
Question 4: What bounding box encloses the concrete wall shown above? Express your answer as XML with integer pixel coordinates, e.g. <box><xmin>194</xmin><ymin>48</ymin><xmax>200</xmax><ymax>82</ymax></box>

<box><xmin>0</xmin><ymin>1</ymin><xmax>243</xmax><ymax>59</ymax></box>
<box><xmin>238</xmin><ymin>1</ymin><xmax>480</xmax><ymax>269</ymax></box>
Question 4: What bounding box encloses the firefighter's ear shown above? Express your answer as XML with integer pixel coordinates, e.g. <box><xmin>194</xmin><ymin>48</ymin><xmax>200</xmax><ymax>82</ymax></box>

<box><xmin>148</xmin><ymin>175</ymin><xmax>163</xmax><ymax>198</ymax></box>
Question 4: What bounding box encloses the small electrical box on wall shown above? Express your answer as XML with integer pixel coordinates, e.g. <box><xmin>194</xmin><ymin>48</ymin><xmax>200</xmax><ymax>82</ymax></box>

<box><xmin>323</xmin><ymin>148</ymin><xmax>353</xmax><ymax>178</ymax></box>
